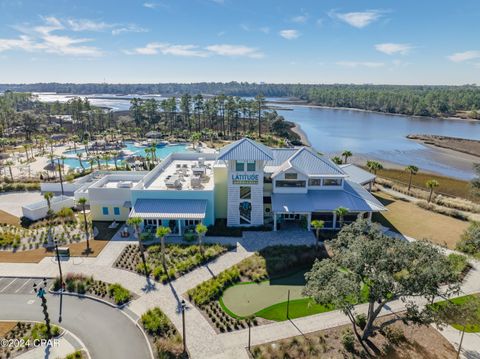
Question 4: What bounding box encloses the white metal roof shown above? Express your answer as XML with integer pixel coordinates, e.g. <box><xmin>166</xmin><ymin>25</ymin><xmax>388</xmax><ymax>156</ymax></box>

<box><xmin>130</xmin><ymin>199</ymin><xmax>207</xmax><ymax>219</ymax></box>
<box><xmin>271</xmin><ymin>147</ymin><xmax>346</xmax><ymax>178</ymax></box>
<box><xmin>339</xmin><ymin>164</ymin><xmax>376</xmax><ymax>185</ymax></box>
<box><xmin>217</xmin><ymin>138</ymin><xmax>274</xmax><ymax>161</ymax></box>
<box><xmin>271</xmin><ymin>180</ymin><xmax>385</xmax><ymax>213</ymax></box>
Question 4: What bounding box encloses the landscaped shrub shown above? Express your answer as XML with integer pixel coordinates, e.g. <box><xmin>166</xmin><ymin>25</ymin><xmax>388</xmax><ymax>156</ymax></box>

<box><xmin>65</xmin><ymin>351</ymin><xmax>84</xmax><ymax>359</ymax></box>
<box><xmin>141</xmin><ymin>308</ymin><xmax>172</xmax><ymax>336</ymax></box>
<box><xmin>382</xmin><ymin>326</ymin><xmax>405</xmax><ymax>345</ymax></box>
<box><xmin>416</xmin><ymin>200</ymin><xmax>470</xmax><ymax>221</ymax></box>
<box><xmin>0</xmin><ymin>231</ymin><xmax>20</xmax><ymax>247</ymax></box>
<box><xmin>31</xmin><ymin>323</ymin><xmax>60</xmax><ymax>339</ymax></box>
<box><xmin>108</xmin><ymin>283</ymin><xmax>132</xmax><ymax>305</ymax></box>
<box><xmin>447</xmin><ymin>253</ymin><xmax>470</xmax><ymax>279</ymax></box>
<box><xmin>456</xmin><ymin>222</ymin><xmax>480</xmax><ymax>256</ymax></box>
<box><xmin>188</xmin><ymin>266</ymin><xmax>240</xmax><ymax>306</ymax></box>
<box><xmin>341</xmin><ymin>329</ymin><xmax>355</xmax><ymax>353</ymax></box>
<box><xmin>355</xmin><ymin>313</ymin><xmax>367</xmax><ymax>330</ymax></box>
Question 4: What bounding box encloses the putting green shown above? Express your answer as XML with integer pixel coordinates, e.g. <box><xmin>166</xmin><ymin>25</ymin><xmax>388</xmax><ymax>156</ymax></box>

<box><xmin>221</xmin><ymin>271</ymin><xmax>307</xmax><ymax>317</ymax></box>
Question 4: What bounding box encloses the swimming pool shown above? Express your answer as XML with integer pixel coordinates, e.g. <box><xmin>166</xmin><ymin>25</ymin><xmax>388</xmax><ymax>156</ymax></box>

<box><xmin>62</xmin><ymin>142</ymin><xmax>190</xmax><ymax>169</ymax></box>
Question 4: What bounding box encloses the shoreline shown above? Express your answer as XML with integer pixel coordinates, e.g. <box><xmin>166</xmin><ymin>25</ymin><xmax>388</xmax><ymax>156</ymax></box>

<box><xmin>269</xmin><ymin>100</ymin><xmax>480</xmax><ymax>124</ymax></box>
<box><xmin>290</xmin><ymin>123</ymin><xmax>311</xmax><ymax>146</ymax></box>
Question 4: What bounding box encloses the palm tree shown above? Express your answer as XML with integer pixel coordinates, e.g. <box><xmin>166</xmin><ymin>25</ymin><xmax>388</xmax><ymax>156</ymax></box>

<box><xmin>335</xmin><ymin>207</ymin><xmax>349</xmax><ymax>228</ymax></box>
<box><xmin>311</xmin><ymin>220</ymin><xmax>324</xmax><ymax>250</ymax></box>
<box><xmin>156</xmin><ymin>226</ymin><xmax>172</xmax><ymax>269</ymax></box>
<box><xmin>111</xmin><ymin>151</ymin><xmax>119</xmax><ymax>170</ymax></box>
<box><xmin>77</xmin><ymin>152</ymin><xmax>85</xmax><ymax>171</ymax></box>
<box><xmin>195</xmin><ymin>223</ymin><xmax>208</xmax><ymax>255</ymax></box>
<box><xmin>342</xmin><ymin>150</ymin><xmax>352</xmax><ymax>164</ymax></box>
<box><xmin>255</xmin><ymin>94</ymin><xmax>265</xmax><ymax>138</ymax></box>
<box><xmin>127</xmin><ymin>217</ymin><xmax>149</xmax><ymax>277</ymax></box>
<box><xmin>405</xmin><ymin>165</ymin><xmax>419</xmax><ymax>191</ymax></box>
<box><xmin>190</xmin><ymin>132</ymin><xmax>201</xmax><ymax>150</ymax></box>
<box><xmin>78</xmin><ymin>197</ymin><xmax>90</xmax><ymax>253</ymax></box>
<box><xmin>426</xmin><ymin>179</ymin><xmax>439</xmax><ymax>203</ymax></box>
<box><xmin>44</xmin><ymin>192</ymin><xmax>54</xmax><ymax>246</ymax></box>
<box><xmin>331</xmin><ymin>156</ymin><xmax>343</xmax><ymax>165</ymax></box>
<box><xmin>366</xmin><ymin>160</ymin><xmax>383</xmax><ymax>175</ymax></box>
<box><xmin>5</xmin><ymin>160</ymin><xmax>14</xmax><ymax>181</ymax></box>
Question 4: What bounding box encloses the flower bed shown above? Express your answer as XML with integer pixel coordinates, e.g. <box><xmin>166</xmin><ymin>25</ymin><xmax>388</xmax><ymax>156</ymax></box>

<box><xmin>113</xmin><ymin>243</ymin><xmax>231</xmax><ymax>283</ymax></box>
<box><xmin>52</xmin><ymin>273</ymin><xmax>133</xmax><ymax>306</ymax></box>
<box><xmin>186</xmin><ymin>245</ymin><xmax>327</xmax><ymax>333</ymax></box>
<box><xmin>141</xmin><ymin>307</ymin><xmax>187</xmax><ymax>358</ymax></box>
<box><xmin>0</xmin><ymin>322</ymin><xmax>60</xmax><ymax>359</ymax></box>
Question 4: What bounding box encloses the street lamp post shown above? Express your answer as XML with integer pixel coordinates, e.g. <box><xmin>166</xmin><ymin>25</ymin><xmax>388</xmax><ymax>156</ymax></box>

<box><xmin>54</xmin><ymin>239</ymin><xmax>63</xmax><ymax>323</ymax></box>
<box><xmin>181</xmin><ymin>299</ymin><xmax>187</xmax><ymax>354</ymax></box>
<box><xmin>33</xmin><ymin>278</ymin><xmax>52</xmax><ymax>339</ymax></box>
<box><xmin>56</xmin><ymin>158</ymin><xmax>64</xmax><ymax>196</ymax></box>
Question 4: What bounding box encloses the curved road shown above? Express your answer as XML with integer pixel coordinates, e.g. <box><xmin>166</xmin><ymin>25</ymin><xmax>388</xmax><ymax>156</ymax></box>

<box><xmin>0</xmin><ymin>293</ymin><xmax>151</xmax><ymax>359</ymax></box>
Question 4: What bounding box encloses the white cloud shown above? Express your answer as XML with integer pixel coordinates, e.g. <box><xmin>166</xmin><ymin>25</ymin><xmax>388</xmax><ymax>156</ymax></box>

<box><xmin>206</xmin><ymin>44</ymin><xmax>263</xmax><ymax>58</ymax></box>
<box><xmin>0</xmin><ymin>17</ymin><xmax>103</xmax><ymax>57</ymax></box>
<box><xmin>336</xmin><ymin>61</ymin><xmax>385</xmax><ymax>68</ymax></box>
<box><xmin>375</xmin><ymin>43</ymin><xmax>413</xmax><ymax>55</ymax></box>
<box><xmin>112</xmin><ymin>24</ymin><xmax>148</xmax><ymax>35</ymax></box>
<box><xmin>291</xmin><ymin>15</ymin><xmax>308</xmax><ymax>24</ymax></box>
<box><xmin>279</xmin><ymin>29</ymin><xmax>300</xmax><ymax>40</ymax></box>
<box><xmin>143</xmin><ymin>2</ymin><xmax>168</xmax><ymax>9</ymax></box>
<box><xmin>125</xmin><ymin>42</ymin><xmax>264</xmax><ymax>58</ymax></box>
<box><xmin>125</xmin><ymin>43</ymin><xmax>208</xmax><ymax>57</ymax></box>
<box><xmin>331</xmin><ymin>10</ymin><xmax>383</xmax><ymax>28</ymax></box>
<box><xmin>67</xmin><ymin>19</ymin><xmax>113</xmax><ymax>32</ymax></box>
<box><xmin>448</xmin><ymin>50</ymin><xmax>480</xmax><ymax>62</ymax></box>
<box><xmin>259</xmin><ymin>27</ymin><xmax>270</xmax><ymax>34</ymax></box>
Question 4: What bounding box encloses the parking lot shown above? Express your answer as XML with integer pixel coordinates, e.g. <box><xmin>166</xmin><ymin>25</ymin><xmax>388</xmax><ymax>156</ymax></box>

<box><xmin>0</xmin><ymin>277</ymin><xmax>54</xmax><ymax>295</ymax></box>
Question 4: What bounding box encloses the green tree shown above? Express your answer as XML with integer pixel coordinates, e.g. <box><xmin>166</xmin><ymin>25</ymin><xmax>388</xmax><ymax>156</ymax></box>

<box><xmin>76</xmin><ymin>152</ymin><xmax>85</xmax><ymax>172</ymax></box>
<box><xmin>303</xmin><ymin>219</ymin><xmax>459</xmax><ymax>354</ymax></box>
<box><xmin>255</xmin><ymin>93</ymin><xmax>265</xmax><ymax>138</ymax></box>
<box><xmin>156</xmin><ymin>226</ymin><xmax>172</xmax><ymax>269</ymax></box>
<box><xmin>456</xmin><ymin>221</ymin><xmax>480</xmax><ymax>255</ymax></box>
<box><xmin>195</xmin><ymin>223</ymin><xmax>208</xmax><ymax>255</ymax></box>
<box><xmin>44</xmin><ymin>192</ymin><xmax>54</xmax><ymax>246</ymax></box>
<box><xmin>342</xmin><ymin>150</ymin><xmax>352</xmax><ymax>164</ymax></box>
<box><xmin>311</xmin><ymin>219</ymin><xmax>324</xmax><ymax>250</ymax></box>
<box><xmin>335</xmin><ymin>207</ymin><xmax>349</xmax><ymax>228</ymax></box>
<box><xmin>331</xmin><ymin>156</ymin><xmax>343</xmax><ymax>165</ymax></box>
<box><xmin>471</xmin><ymin>163</ymin><xmax>480</xmax><ymax>197</ymax></box>
<box><xmin>128</xmin><ymin>217</ymin><xmax>148</xmax><ymax>278</ymax></box>
<box><xmin>405</xmin><ymin>165</ymin><xmax>419</xmax><ymax>191</ymax></box>
<box><xmin>426</xmin><ymin>179</ymin><xmax>440</xmax><ymax>203</ymax></box>
<box><xmin>78</xmin><ymin>197</ymin><xmax>90</xmax><ymax>253</ymax></box>
<box><xmin>5</xmin><ymin>160</ymin><xmax>14</xmax><ymax>181</ymax></box>
<box><xmin>366</xmin><ymin>160</ymin><xmax>383</xmax><ymax>175</ymax></box>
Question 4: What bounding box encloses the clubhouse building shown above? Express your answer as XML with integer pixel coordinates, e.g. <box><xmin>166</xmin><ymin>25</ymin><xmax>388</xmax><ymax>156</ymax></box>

<box><xmin>37</xmin><ymin>138</ymin><xmax>386</xmax><ymax>233</ymax></box>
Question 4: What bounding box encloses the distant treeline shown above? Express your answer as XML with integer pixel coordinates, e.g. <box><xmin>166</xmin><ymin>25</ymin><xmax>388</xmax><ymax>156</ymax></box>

<box><xmin>1</xmin><ymin>82</ymin><xmax>480</xmax><ymax>117</ymax></box>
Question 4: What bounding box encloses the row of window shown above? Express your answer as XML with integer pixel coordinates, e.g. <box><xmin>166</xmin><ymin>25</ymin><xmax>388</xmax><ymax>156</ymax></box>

<box><xmin>102</xmin><ymin>207</ymin><xmax>121</xmax><ymax>215</ymax></box>
<box><xmin>276</xmin><ymin>178</ymin><xmax>343</xmax><ymax>188</ymax></box>
<box><xmin>235</xmin><ymin>161</ymin><xmax>256</xmax><ymax>172</ymax></box>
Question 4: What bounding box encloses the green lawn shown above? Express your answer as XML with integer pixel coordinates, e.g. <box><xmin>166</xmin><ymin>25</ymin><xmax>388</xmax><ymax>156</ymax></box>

<box><xmin>255</xmin><ymin>298</ymin><xmax>334</xmax><ymax>321</ymax></box>
<box><xmin>432</xmin><ymin>294</ymin><xmax>480</xmax><ymax>333</ymax></box>
<box><xmin>220</xmin><ymin>269</ymin><xmax>370</xmax><ymax>321</ymax></box>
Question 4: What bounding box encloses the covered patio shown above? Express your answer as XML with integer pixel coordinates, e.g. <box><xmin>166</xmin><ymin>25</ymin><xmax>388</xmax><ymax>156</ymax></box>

<box><xmin>271</xmin><ymin>181</ymin><xmax>385</xmax><ymax>231</ymax></box>
<box><xmin>129</xmin><ymin>198</ymin><xmax>207</xmax><ymax>235</ymax></box>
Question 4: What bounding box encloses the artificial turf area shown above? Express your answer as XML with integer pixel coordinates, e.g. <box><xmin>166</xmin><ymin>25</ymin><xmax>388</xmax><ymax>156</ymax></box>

<box><xmin>221</xmin><ymin>269</ymin><xmax>369</xmax><ymax>321</ymax></box>
<box><xmin>432</xmin><ymin>294</ymin><xmax>480</xmax><ymax>333</ymax></box>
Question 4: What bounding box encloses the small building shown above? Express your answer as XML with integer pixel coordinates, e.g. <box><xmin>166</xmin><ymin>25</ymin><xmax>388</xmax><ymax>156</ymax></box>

<box><xmin>22</xmin><ymin>195</ymin><xmax>75</xmax><ymax>221</ymax></box>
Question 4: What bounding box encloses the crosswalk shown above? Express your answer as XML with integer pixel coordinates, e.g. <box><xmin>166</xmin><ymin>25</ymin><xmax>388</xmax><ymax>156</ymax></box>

<box><xmin>0</xmin><ymin>277</ymin><xmax>54</xmax><ymax>295</ymax></box>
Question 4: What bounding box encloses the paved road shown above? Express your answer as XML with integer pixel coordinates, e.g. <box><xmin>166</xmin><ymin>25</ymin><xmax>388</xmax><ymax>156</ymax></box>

<box><xmin>0</xmin><ymin>277</ymin><xmax>54</xmax><ymax>295</ymax></box>
<box><xmin>0</xmin><ymin>285</ymin><xmax>151</xmax><ymax>359</ymax></box>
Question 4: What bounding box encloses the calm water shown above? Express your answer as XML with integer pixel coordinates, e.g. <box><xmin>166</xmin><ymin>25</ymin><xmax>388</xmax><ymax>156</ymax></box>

<box><xmin>36</xmin><ymin>93</ymin><xmax>480</xmax><ymax>179</ymax></box>
<box><xmin>62</xmin><ymin>142</ymin><xmax>189</xmax><ymax>168</ymax></box>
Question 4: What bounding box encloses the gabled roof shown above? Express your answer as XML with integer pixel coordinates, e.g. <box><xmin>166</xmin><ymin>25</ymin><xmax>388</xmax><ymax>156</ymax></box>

<box><xmin>272</xmin><ymin>147</ymin><xmax>346</xmax><ymax>178</ymax></box>
<box><xmin>130</xmin><ymin>199</ymin><xmax>207</xmax><ymax>219</ymax></box>
<box><xmin>217</xmin><ymin>138</ymin><xmax>274</xmax><ymax>161</ymax></box>
<box><xmin>271</xmin><ymin>180</ymin><xmax>386</xmax><ymax>213</ymax></box>
<box><xmin>339</xmin><ymin>164</ymin><xmax>376</xmax><ymax>185</ymax></box>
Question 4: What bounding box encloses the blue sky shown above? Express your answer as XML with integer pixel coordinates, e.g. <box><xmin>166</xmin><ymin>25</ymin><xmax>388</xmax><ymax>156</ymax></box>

<box><xmin>0</xmin><ymin>0</ymin><xmax>479</xmax><ymax>84</ymax></box>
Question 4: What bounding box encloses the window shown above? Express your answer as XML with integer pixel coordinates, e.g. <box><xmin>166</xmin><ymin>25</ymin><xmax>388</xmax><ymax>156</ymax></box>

<box><xmin>240</xmin><ymin>186</ymin><xmax>251</xmax><ymax>199</ymax></box>
<box><xmin>263</xmin><ymin>196</ymin><xmax>272</xmax><ymax>204</ymax></box>
<box><xmin>309</xmin><ymin>179</ymin><xmax>321</xmax><ymax>186</ymax></box>
<box><xmin>114</xmin><ymin>207</ymin><xmax>120</xmax><ymax>215</ymax></box>
<box><xmin>185</xmin><ymin>219</ymin><xmax>200</xmax><ymax>227</ymax></box>
<box><xmin>323</xmin><ymin>178</ymin><xmax>342</xmax><ymax>186</ymax></box>
<box><xmin>247</xmin><ymin>161</ymin><xmax>256</xmax><ymax>171</ymax></box>
<box><xmin>263</xmin><ymin>175</ymin><xmax>272</xmax><ymax>183</ymax></box>
<box><xmin>285</xmin><ymin>173</ymin><xmax>298</xmax><ymax>180</ymax></box>
<box><xmin>276</xmin><ymin>180</ymin><xmax>306</xmax><ymax>188</ymax></box>
<box><xmin>235</xmin><ymin>161</ymin><xmax>245</xmax><ymax>171</ymax></box>
<box><xmin>102</xmin><ymin>207</ymin><xmax>109</xmax><ymax>215</ymax></box>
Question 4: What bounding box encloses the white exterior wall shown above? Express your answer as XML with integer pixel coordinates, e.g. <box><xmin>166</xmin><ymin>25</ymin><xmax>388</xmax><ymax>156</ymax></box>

<box><xmin>272</xmin><ymin>170</ymin><xmax>308</xmax><ymax>194</ymax></box>
<box><xmin>22</xmin><ymin>196</ymin><xmax>75</xmax><ymax>221</ymax></box>
<box><xmin>226</xmin><ymin>160</ymin><xmax>264</xmax><ymax>227</ymax></box>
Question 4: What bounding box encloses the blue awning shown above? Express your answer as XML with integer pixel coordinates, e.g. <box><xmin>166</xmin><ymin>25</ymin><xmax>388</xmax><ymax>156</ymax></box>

<box><xmin>130</xmin><ymin>199</ymin><xmax>207</xmax><ymax>219</ymax></box>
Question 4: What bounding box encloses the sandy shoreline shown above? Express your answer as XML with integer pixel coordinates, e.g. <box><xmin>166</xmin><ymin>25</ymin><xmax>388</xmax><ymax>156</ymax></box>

<box><xmin>290</xmin><ymin>123</ymin><xmax>311</xmax><ymax>146</ymax></box>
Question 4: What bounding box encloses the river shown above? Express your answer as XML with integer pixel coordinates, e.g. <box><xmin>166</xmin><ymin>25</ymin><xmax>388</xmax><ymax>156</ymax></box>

<box><xmin>35</xmin><ymin>93</ymin><xmax>480</xmax><ymax>180</ymax></box>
